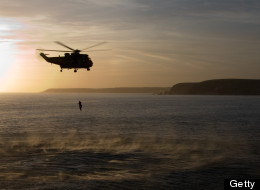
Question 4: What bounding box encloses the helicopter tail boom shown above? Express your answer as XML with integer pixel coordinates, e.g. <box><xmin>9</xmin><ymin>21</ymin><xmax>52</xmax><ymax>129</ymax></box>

<box><xmin>40</xmin><ymin>53</ymin><xmax>50</xmax><ymax>62</ymax></box>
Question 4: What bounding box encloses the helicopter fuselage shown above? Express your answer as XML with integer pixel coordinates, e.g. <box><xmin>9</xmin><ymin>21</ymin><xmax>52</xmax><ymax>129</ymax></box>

<box><xmin>40</xmin><ymin>53</ymin><xmax>93</xmax><ymax>72</ymax></box>
<box><xmin>37</xmin><ymin>41</ymin><xmax>106</xmax><ymax>72</ymax></box>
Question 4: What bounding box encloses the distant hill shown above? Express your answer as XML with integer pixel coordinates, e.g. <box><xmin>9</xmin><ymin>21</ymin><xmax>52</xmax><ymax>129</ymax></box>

<box><xmin>165</xmin><ymin>79</ymin><xmax>260</xmax><ymax>95</ymax></box>
<box><xmin>43</xmin><ymin>87</ymin><xmax>170</xmax><ymax>94</ymax></box>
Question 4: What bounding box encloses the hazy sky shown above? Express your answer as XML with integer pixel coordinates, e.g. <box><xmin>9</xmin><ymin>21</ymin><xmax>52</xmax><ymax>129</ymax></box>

<box><xmin>0</xmin><ymin>0</ymin><xmax>260</xmax><ymax>92</ymax></box>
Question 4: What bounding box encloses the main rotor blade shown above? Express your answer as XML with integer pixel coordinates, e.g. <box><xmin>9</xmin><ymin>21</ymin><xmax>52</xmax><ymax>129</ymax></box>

<box><xmin>36</xmin><ymin>49</ymin><xmax>72</xmax><ymax>52</ymax></box>
<box><xmin>82</xmin><ymin>49</ymin><xmax>111</xmax><ymax>52</ymax></box>
<box><xmin>81</xmin><ymin>42</ymin><xmax>107</xmax><ymax>51</ymax></box>
<box><xmin>54</xmin><ymin>41</ymin><xmax>75</xmax><ymax>51</ymax></box>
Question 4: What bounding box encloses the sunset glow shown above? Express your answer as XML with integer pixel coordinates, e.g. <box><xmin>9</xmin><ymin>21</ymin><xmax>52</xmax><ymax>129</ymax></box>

<box><xmin>0</xmin><ymin>41</ymin><xmax>15</xmax><ymax>77</ymax></box>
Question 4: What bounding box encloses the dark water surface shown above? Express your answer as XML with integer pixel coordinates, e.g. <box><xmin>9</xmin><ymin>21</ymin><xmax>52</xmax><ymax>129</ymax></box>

<box><xmin>0</xmin><ymin>93</ymin><xmax>259</xmax><ymax>189</ymax></box>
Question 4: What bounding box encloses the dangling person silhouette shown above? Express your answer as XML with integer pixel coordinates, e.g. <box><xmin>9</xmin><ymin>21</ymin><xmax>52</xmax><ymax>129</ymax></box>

<box><xmin>78</xmin><ymin>101</ymin><xmax>82</xmax><ymax>111</ymax></box>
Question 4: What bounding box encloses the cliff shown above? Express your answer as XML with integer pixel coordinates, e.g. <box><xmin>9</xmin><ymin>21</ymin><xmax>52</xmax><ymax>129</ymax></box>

<box><xmin>43</xmin><ymin>87</ymin><xmax>170</xmax><ymax>94</ymax></box>
<box><xmin>166</xmin><ymin>79</ymin><xmax>260</xmax><ymax>95</ymax></box>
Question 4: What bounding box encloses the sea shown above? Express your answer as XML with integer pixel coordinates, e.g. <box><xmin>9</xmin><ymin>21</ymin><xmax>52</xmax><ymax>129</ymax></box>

<box><xmin>0</xmin><ymin>93</ymin><xmax>259</xmax><ymax>190</ymax></box>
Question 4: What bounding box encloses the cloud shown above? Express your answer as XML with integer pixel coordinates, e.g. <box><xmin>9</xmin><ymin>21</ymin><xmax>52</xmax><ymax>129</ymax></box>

<box><xmin>1</xmin><ymin>0</ymin><xmax>259</xmax><ymax>42</ymax></box>
<box><xmin>0</xmin><ymin>0</ymin><xmax>260</xmax><ymax>91</ymax></box>
<box><xmin>0</xmin><ymin>18</ymin><xmax>22</xmax><ymax>38</ymax></box>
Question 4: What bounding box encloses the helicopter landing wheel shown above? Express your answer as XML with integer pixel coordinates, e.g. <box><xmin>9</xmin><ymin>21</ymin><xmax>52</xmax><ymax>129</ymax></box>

<box><xmin>74</xmin><ymin>69</ymin><xmax>77</xmax><ymax>73</ymax></box>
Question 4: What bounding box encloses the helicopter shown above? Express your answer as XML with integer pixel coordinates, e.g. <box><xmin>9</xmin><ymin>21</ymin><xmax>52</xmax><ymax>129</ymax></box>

<box><xmin>37</xmin><ymin>41</ymin><xmax>107</xmax><ymax>72</ymax></box>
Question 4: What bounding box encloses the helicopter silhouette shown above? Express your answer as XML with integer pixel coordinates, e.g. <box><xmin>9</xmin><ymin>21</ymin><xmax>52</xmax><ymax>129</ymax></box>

<box><xmin>37</xmin><ymin>41</ymin><xmax>107</xmax><ymax>72</ymax></box>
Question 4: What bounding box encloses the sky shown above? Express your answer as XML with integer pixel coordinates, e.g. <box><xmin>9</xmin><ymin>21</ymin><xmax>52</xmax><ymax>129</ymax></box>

<box><xmin>0</xmin><ymin>0</ymin><xmax>260</xmax><ymax>92</ymax></box>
